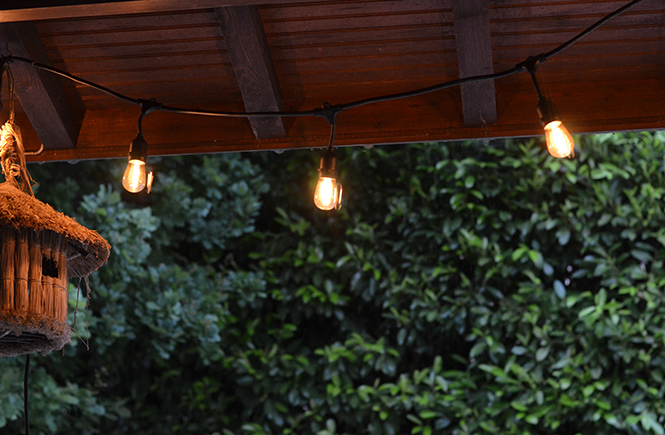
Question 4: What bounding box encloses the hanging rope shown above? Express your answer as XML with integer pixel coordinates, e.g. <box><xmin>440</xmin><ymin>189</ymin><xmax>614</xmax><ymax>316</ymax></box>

<box><xmin>0</xmin><ymin>120</ymin><xmax>34</xmax><ymax>196</ymax></box>
<box><xmin>0</xmin><ymin>69</ymin><xmax>34</xmax><ymax>196</ymax></box>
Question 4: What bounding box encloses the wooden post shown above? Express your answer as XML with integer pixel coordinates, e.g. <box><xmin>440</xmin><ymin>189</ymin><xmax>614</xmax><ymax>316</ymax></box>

<box><xmin>452</xmin><ymin>0</ymin><xmax>497</xmax><ymax>127</ymax></box>
<box><xmin>15</xmin><ymin>228</ymin><xmax>30</xmax><ymax>313</ymax></box>
<box><xmin>1</xmin><ymin>226</ymin><xmax>16</xmax><ymax>312</ymax></box>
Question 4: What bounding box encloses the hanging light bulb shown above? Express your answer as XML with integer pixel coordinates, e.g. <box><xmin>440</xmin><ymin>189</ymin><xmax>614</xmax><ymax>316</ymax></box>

<box><xmin>314</xmin><ymin>148</ymin><xmax>342</xmax><ymax>210</ymax></box>
<box><xmin>522</xmin><ymin>57</ymin><xmax>576</xmax><ymax>159</ymax></box>
<box><xmin>122</xmin><ymin>134</ymin><xmax>148</xmax><ymax>193</ymax></box>
<box><xmin>537</xmin><ymin>97</ymin><xmax>574</xmax><ymax>158</ymax></box>
<box><xmin>543</xmin><ymin>120</ymin><xmax>574</xmax><ymax>158</ymax></box>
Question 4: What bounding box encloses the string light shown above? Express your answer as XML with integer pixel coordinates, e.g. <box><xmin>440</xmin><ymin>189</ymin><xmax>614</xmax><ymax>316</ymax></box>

<box><xmin>522</xmin><ymin>56</ymin><xmax>575</xmax><ymax>158</ymax></box>
<box><xmin>122</xmin><ymin>100</ymin><xmax>160</xmax><ymax>194</ymax></box>
<box><xmin>0</xmin><ymin>0</ymin><xmax>647</xmax><ymax>195</ymax></box>
<box><xmin>314</xmin><ymin>148</ymin><xmax>342</xmax><ymax>210</ymax></box>
<box><xmin>122</xmin><ymin>133</ymin><xmax>148</xmax><ymax>193</ymax></box>
<box><xmin>313</xmin><ymin>105</ymin><xmax>343</xmax><ymax>210</ymax></box>
<box><xmin>542</xmin><ymin>118</ymin><xmax>575</xmax><ymax>159</ymax></box>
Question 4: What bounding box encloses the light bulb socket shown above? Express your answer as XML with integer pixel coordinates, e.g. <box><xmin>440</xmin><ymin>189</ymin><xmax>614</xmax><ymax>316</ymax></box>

<box><xmin>318</xmin><ymin>148</ymin><xmax>338</xmax><ymax>178</ymax></box>
<box><xmin>128</xmin><ymin>134</ymin><xmax>148</xmax><ymax>162</ymax></box>
<box><xmin>536</xmin><ymin>97</ymin><xmax>561</xmax><ymax>126</ymax></box>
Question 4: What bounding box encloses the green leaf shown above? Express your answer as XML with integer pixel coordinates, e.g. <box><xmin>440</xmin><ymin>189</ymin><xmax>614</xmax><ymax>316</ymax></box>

<box><xmin>479</xmin><ymin>364</ymin><xmax>507</xmax><ymax>379</ymax></box>
<box><xmin>553</xmin><ymin>280</ymin><xmax>566</xmax><ymax>299</ymax></box>
<box><xmin>511</xmin><ymin>401</ymin><xmax>528</xmax><ymax>412</ymax></box>
<box><xmin>479</xmin><ymin>421</ymin><xmax>498</xmax><ymax>433</ymax></box>
<box><xmin>578</xmin><ymin>306</ymin><xmax>596</xmax><ymax>318</ymax></box>
<box><xmin>470</xmin><ymin>342</ymin><xmax>486</xmax><ymax>358</ymax></box>
<box><xmin>556</xmin><ymin>228</ymin><xmax>571</xmax><ymax>245</ymax></box>
<box><xmin>631</xmin><ymin>249</ymin><xmax>652</xmax><ymax>262</ymax></box>
<box><xmin>511</xmin><ymin>346</ymin><xmax>527</xmax><ymax>356</ymax></box>
<box><xmin>419</xmin><ymin>411</ymin><xmax>437</xmax><ymax>419</ymax></box>
<box><xmin>642</xmin><ymin>412</ymin><xmax>665</xmax><ymax>435</ymax></box>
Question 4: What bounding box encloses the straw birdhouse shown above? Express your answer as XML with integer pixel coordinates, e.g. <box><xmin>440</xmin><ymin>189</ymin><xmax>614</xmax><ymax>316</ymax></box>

<box><xmin>0</xmin><ymin>120</ymin><xmax>110</xmax><ymax>356</ymax></box>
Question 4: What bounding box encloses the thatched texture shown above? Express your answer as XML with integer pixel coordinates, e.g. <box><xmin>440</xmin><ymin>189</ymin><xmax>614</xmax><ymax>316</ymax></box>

<box><xmin>0</xmin><ymin>181</ymin><xmax>110</xmax><ymax>356</ymax></box>
<box><xmin>0</xmin><ymin>312</ymin><xmax>71</xmax><ymax>357</ymax></box>
<box><xmin>0</xmin><ymin>182</ymin><xmax>110</xmax><ymax>277</ymax></box>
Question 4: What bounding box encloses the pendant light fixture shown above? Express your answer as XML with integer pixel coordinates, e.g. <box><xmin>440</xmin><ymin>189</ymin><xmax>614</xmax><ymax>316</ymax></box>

<box><xmin>314</xmin><ymin>105</ymin><xmax>342</xmax><ymax>210</ymax></box>
<box><xmin>122</xmin><ymin>133</ymin><xmax>148</xmax><ymax>193</ymax></box>
<box><xmin>314</xmin><ymin>147</ymin><xmax>342</xmax><ymax>210</ymax></box>
<box><xmin>522</xmin><ymin>56</ymin><xmax>575</xmax><ymax>158</ymax></box>
<box><xmin>123</xmin><ymin>100</ymin><xmax>160</xmax><ymax>194</ymax></box>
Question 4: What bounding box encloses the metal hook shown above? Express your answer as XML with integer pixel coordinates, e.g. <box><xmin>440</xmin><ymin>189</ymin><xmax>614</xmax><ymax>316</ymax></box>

<box><xmin>24</xmin><ymin>143</ymin><xmax>44</xmax><ymax>156</ymax></box>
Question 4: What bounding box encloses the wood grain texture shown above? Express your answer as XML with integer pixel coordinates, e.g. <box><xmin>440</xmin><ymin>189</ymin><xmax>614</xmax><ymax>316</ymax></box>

<box><xmin>0</xmin><ymin>0</ymin><xmax>663</xmax><ymax>161</ymax></box>
<box><xmin>0</xmin><ymin>0</ymin><xmax>340</xmax><ymax>23</ymax></box>
<box><xmin>0</xmin><ymin>22</ymin><xmax>85</xmax><ymax>149</ymax></box>
<box><xmin>453</xmin><ymin>0</ymin><xmax>497</xmax><ymax>127</ymax></box>
<box><xmin>216</xmin><ymin>5</ymin><xmax>285</xmax><ymax>139</ymax></box>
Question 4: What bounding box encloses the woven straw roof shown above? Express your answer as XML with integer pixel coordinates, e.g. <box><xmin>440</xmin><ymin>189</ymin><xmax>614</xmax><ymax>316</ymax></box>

<box><xmin>0</xmin><ymin>182</ymin><xmax>110</xmax><ymax>277</ymax></box>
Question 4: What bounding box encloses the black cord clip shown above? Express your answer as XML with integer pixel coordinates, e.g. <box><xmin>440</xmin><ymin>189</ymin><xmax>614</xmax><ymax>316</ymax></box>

<box><xmin>314</xmin><ymin>102</ymin><xmax>343</xmax><ymax>126</ymax></box>
<box><xmin>138</xmin><ymin>98</ymin><xmax>163</xmax><ymax>117</ymax></box>
<box><xmin>136</xmin><ymin>98</ymin><xmax>163</xmax><ymax>135</ymax></box>
<box><xmin>518</xmin><ymin>55</ymin><xmax>548</xmax><ymax>99</ymax></box>
<box><xmin>517</xmin><ymin>54</ymin><xmax>547</xmax><ymax>75</ymax></box>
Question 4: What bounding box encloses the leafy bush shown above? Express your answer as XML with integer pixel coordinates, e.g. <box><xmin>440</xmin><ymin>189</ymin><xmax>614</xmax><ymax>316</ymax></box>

<box><xmin>3</xmin><ymin>133</ymin><xmax>665</xmax><ymax>434</ymax></box>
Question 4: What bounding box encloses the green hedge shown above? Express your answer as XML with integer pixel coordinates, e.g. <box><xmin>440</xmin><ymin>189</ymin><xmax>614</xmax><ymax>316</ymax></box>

<box><xmin>1</xmin><ymin>132</ymin><xmax>664</xmax><ymax>435</ymax></box>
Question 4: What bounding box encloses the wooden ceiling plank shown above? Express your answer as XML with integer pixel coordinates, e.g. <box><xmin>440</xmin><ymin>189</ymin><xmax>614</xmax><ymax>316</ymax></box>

<box><xmin>215</xmin><ymin>5</ymin><xmax>285</xmax><ymax>139</ymax></box>
<box><xmin>0</xmin><ymin>1</ymin><xmax>336</xmax><ymax>23</ymax></box>
<box><xmin>0</xmin><ymin>22</ymin><xmax>85</xmax><ymax>150</ymax></box>
<box><xmin>452</xmin><ymin>0</ymin><xmax>497</xmax><ymax>127</ymax></box>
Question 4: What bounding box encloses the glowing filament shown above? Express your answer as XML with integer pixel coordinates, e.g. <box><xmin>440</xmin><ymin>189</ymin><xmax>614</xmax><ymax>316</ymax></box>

<box><xmin>122</xmin><ymin>159</ymin><xmax>147</xmax><ymax>193</ymax></box>
<box><xmin>544</xmin><ymin>120</ymin><xmax>575</xmax><ymax>158</ymax></box>
<box><xmin>314</xmin><ymin>177</ymin><xmax>342</xmax><ymax>210</ymax></box>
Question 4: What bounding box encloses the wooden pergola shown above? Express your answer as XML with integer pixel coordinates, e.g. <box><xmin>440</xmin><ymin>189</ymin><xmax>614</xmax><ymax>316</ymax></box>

<box><xmin>0</xmin><ymin>0</ymin><xmax>663</xmax><ymax>163</ymax></box>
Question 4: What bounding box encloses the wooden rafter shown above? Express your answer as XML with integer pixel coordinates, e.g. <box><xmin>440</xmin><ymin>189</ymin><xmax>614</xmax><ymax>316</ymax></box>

<box><xmin>0</xmin><ymin>0</ymin><xmax>660</xmax><ymax>164</ymax></box>
<box><xmin>452</xmin><ymin>0</ymin><xmax>497</xmax><ymax>128</ymax></box>
<box><xmin>0</xmin><ymin>22</ymin><xmax>85</xmax><ymax>150</ymax></box>
<box><xmin>215</xmin><ymin>6</ymin><xmax>285</xmax><ymax>140</ymax></box>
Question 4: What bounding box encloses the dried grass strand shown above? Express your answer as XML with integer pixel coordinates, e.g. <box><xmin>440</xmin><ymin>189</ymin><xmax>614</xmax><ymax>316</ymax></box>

<box><xmin>0</xmin><ymin>120</ymin><xmax>34</xmax><ymax>196</ymax></box>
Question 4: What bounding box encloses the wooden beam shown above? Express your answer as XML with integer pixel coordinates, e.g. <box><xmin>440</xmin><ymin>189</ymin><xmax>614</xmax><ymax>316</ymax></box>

<box><xmin>0</xmin><ymin>22</ymin><xmax>85</xmax><ymax>150</ymax></box>
<box><xmin>19</xmin><ymin>75</ymin><xmax>665</xmax><ymax>163</ymax></box>
<box><xmin>215</xmin><ymin>6</ymin><xmax>285</xmax><ymax>139</ymax></box>
<box><xmin>452</xmin><ymin>0</ymin><xmax>497</xmax><ymax>127</ymax></box>
<box><xmin>0</xmin><ymin>0</ymin><xmax>336</xmax><ymax>23</ymax></box>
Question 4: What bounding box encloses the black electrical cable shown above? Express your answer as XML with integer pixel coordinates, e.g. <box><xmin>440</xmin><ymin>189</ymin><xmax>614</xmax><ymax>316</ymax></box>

<box><xmin>340</xmin><ymin>66</ymin><xmax>523</xmax><ymax>112</ymax></box>
<box><xmin>5</xmin><ymin>57</ymin><xmax>140</xmax><ymax>108</ymax></box>
<box><xmin>158</xmin><ymin>104</ymin><xmax>322</xmax><ymax>119</ymax></box>
<box><xmin>327</xmin><ymin>116</ymin><xmax>337</xmax><ymax>151</ymax></box>
<box><xmin>0</xmin><ymin>0</ymin><xmax>649</xmax><ymax>125</ymax></box>
<box><xmin>24</xmin><ymin>354</ymin><xmax>30</xmax><ymax>435</ymax></box>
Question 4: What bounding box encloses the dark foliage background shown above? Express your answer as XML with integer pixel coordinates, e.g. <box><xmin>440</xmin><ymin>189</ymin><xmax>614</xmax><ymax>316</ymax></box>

<box><xmin>1</xmin><ymin>132</ymin><xmax>665</xmax><ymax>434</ymax></box>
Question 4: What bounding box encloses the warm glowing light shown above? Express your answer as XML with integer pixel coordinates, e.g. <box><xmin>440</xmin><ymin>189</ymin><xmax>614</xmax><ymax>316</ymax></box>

<box><xmin>314</xmin><ymin>177</ymin><xmax>342</xmax><ymax>210</ymax></box>
<box><xmin>544</xmin><ymin>120</ymin><xmax>575</xmax><ymax>158</ymax></box>
<box><xmin>122</xmin><ymin>159</ymin><xmax>147</xmax><ymax>193</ymax></box>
